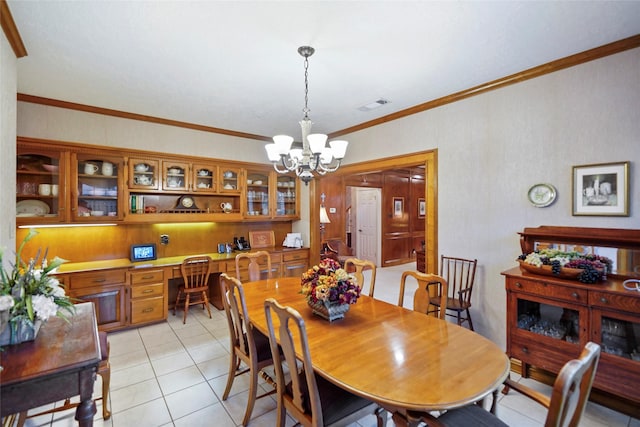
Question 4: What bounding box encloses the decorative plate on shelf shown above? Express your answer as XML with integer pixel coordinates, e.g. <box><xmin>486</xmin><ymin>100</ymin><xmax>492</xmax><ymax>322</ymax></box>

<box><xmin>16</xmin><ymin>200</ymin><xmax>50</xmax><ymax>215</ymax></box>
<box><xmin>527</xmin><ymin>183</ymin><xmax>557</xmax><ymax>207</ymax></box>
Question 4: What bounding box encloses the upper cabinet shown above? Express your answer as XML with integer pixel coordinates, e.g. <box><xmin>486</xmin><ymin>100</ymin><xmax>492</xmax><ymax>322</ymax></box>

<box><xmin>16</xmin><ymin>138</ymin><xmax>299</xmax><ymax>225</ymax></box>
<box><xmin>17</xmin><ymin>147</ymin><xmax>67</xmax><ymax>224</ymax></box>
<box><xmin>71</xmin><ymin>153</ymin><xmax>124</xmax><ymax>221</ymax></box>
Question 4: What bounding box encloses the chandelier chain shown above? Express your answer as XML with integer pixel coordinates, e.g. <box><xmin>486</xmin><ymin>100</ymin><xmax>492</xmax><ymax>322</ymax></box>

<box><xmin>303</xmin><ymin>55</ymin><xmax>310</xmax><ymax>118</ymax></box>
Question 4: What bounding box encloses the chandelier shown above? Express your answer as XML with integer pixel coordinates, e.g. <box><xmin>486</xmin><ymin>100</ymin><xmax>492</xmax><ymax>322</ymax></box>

<box><xmin>265</xmin><ymin>46</ymin><xmax>348</xmax><ymax>185</ymax></box>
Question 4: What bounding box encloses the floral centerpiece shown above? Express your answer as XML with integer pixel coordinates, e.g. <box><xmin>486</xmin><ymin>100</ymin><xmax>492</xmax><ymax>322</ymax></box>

<box><xmin>301</xmin><ymin>258</ymin><xmax>361</xmax><ymax>321</ymax></box>
<box><xmin>518</xmin><ymin>248</ymin><xmax>613</xmax><ymax>284</ymax></box>
<box><xmin>0</xmin><ymin>229</ymin><xmax>74</xmax><ymax>345</ymax></box>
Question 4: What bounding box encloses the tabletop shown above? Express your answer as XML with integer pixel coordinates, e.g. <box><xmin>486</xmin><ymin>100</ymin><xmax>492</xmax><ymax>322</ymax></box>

<box><xmin>242</xmin><ymin>277</ymin><xmax>510</xmax><ymax>414</ymax></box>
<box><xmin>1</xmin><ymin>302</ymin><xmax>101</xmax><ymax>426</ymax></box>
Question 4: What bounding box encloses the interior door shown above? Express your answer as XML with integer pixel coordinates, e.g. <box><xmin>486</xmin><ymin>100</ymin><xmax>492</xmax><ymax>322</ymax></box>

<box><xmin>355</xmin><ymin>188</ymin><xmax>381</xmax><ymax>265</ymax></box>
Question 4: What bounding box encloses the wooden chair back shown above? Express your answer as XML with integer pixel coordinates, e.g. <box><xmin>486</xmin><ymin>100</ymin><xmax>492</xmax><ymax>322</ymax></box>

<box><xmin>181</xmin><ymin>255</ymin><xmax>213</xmax><ymax>291</ymax></box>
<box><xmin>344</xmin><ymin>258</ymin><xmax>377</xmax><ymax>297</ymax></box>
<box><xmin>545</xmin><ymin>341</ymin><xmax>601</xmax><ymax>427</ymax></box>
<box><xmin>437</xmin><ymin>255</ymin><xmax>478</xmax><ymax>329</ymax></box>
<box><xmin>235</xmin><ymin>251</ymin><xmax>272</xmax><ymax>282</ymax></box>
<box><xmin>398</xmin><ymin>271</ymin><xmax>448</xmax><ymax>319</ymax></box>
<box><xmin>221</xmin><ymin>273</ymin><xmax>253</xmax><ymax>361</ymax></box>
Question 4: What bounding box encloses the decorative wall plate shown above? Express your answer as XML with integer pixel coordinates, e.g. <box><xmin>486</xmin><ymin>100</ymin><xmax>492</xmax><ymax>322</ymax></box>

<box><xmin>527</xmin><ymin>183</ymin><xmax>557</xmax><ymax>207</ymax></box>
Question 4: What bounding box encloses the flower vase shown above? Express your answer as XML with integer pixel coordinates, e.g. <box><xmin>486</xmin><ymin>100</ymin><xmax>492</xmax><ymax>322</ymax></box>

<box><xmin>0</xmin><ymin>318</ymin><xmax>43</xmax><ymax>345</ymax></box>
<box><xmin>308</xmin><ymin>300</ymin><xmax>350</xmax><ymax>322</ymax></box>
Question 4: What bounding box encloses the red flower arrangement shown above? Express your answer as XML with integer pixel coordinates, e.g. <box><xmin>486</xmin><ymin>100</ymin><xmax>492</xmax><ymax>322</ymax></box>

<box><xmin>301</xmin><ymin>258</ymin><xmax>361</xmax><ymax>305</ymax></box>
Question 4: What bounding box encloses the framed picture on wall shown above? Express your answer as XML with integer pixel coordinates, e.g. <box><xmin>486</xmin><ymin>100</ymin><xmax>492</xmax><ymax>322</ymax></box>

<box><xmin>572</xmin><ymin>161</ymin><xmax>629</xmax><ymax>216</ymax></box>
<box><xmin>393</xmin><ymin>197</ymin><xmax>404</xmax><ymax>218</ymax></box>
<box><xmin>418</xmin><ymin>198</ymin><xmax>426</xmax><ymax>218</ymax></box>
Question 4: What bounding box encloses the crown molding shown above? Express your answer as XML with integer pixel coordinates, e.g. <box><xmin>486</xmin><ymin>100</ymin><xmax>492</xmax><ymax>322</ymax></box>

<box><xmin>1</xmin><ymin>0</ymin><xmax>27</xmax><ymax>58</ymax></box>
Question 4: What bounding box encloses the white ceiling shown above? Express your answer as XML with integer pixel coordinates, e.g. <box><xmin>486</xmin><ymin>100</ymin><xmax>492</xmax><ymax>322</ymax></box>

<box><xmin>9</xmin><ymin>1</ymin><xmax>640</xmax><ymax>141</ymax></box>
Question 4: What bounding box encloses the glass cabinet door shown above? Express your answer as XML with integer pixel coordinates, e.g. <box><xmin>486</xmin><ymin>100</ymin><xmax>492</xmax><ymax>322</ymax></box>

<box><xmin>593</xmin><ymin>310</ymin><xmax>640</xmax><ymax>361</ymax></box>
<box><xmin>129</xmin><ymin>158</ymin><xmax>159</xmax><ymax>190</ymax></box>
<box><xmin>515</xmin><ymin>296</ymin><xmax>584</xmax><ymax>345</ymax></box>
<box><xmin>246</xmin><ymin>170</ymin><xmax>270</xmax><ymax>217</ymax></box>
<box><xmin>219</xmin><ymin>166</ymin><xmax>242</xmax><ymax>193</ymax></box>
<box><xmin>17</xmin><ymin>149</ymin><xmax>66</xmax><ymax>223</ymax></box>
<box><xmin>73</xmin><ymin>154</ymin><xmax>123</xmax><ymax>220</ymax></box>
<box><xmin>192</xmin><ymin>163</ymin><xmax>217</xmax><ymax>193</ymax></box>
<box><xmin>275</xmin><ymin>175</ymin><xmax>298</xmax><ymax>218</ymax></box>
<box><xmin>162</xmin><ymin>161</ymin><xmax>189</xmax><ymax>192</ymax></box>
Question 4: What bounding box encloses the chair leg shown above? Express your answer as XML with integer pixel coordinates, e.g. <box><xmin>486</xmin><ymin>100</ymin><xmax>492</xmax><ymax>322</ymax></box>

<box><xmin>183</xmin><ymin>294</ymin><xmax>190</xmax><ymax>324</ymax></box>
<box><xmin>173</xmin><ymin>290</ymin><xmax>182</xmax><ymax>316</ymax></box>
<box><xmin>202</xmin><ymin>291</ymin><xmax>212</xmax><ymax>319</ymax></box>
<box><xmin>222</xmin><ymin>352</ymin><xmax>240</xmax><ymax>400</ymax></box>
<box><xmin>466</xmin><ymin>308</ymin><xmax>474</xmax><ymax>331</ymax></box>
<box><xmin>242</xmin><ymin>362</ymin><xmax>259</xmax><ymax>426</ymax></box>
<box><xmin>101</xmin><ymin>365</ymin><xmax>111</xmax><ymax>420</ymax></box>
<box><xmin>375</xmin><ymin>407</ymin><xmax>388</xmax><ymax>427</ymax></box>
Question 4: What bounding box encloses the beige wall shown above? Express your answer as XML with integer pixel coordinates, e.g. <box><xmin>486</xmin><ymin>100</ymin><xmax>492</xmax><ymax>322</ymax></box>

<box><xmin>1</xmin><ymin>30</ymin><xmax>17</xmax><ymax>269</ymax></box>
<box><xmin>15</xmin><ymin>48</ymin><xmax>640</xmax><ymax>348</ymax></box>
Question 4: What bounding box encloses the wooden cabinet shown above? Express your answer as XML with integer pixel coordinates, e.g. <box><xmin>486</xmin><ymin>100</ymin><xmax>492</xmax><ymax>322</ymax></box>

<box><xmin>274</xmin><ymin>175</ymin><xmax>299</xmax><ymax>219</ymax></box>
<box><xmin>416</xmin><ymin>250</ymin><xmax>426</xmax><ymax>273</ymax></box>
<box><xmin>130</xmin><ymin>268</ymin><xmax>167</xmax><ymax>325</ymax></box>
<box><xmin>245</xmin><ymin>169</ymin><xmax>271</xmax><ymax>218</ymax></box>
<box><xmin>16</xmin><ymin>146</ymin><xmax>67</xmax><ymax>225</ymax></box>
<box><xmin>128</xmin><ymin>158</ymin><xmax>160</xmax><ymax>190</ymax></box>
<box><xmin>282</xmin><ymin>250</ymin><xmax>309</xmax><ymax>277</ymax></box>
<box><xmin>504</xmin><ymin>226</ymin><xmax>640</xmax><ymax>405</ymax></box>
<box><xmin>71</xmin><ymin>153</ymin><xmax>124</xmax><ymax>221</ymax></box>
<box><xmin>63</xmin><ymin>269</ymin><xmax>128</xmax><ymax>331</ymax></box>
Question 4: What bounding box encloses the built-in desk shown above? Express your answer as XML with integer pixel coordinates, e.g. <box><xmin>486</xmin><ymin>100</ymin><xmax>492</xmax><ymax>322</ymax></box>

<box><xmin>54</xmin><ymin>247</ymin><xmax>309</xmax><ymax>331</ymax></box>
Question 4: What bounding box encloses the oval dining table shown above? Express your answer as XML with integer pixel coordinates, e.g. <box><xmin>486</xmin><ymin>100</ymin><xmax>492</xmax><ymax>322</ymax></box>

<box><xmin>241</xmin><ymin>276</ymin><xmax>510</xmax><ymax>426</ymax></box>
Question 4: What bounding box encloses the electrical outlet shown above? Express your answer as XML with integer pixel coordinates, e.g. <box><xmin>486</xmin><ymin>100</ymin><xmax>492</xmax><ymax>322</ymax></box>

<box><xmin>160</xmin><ymin>234</ymin><xmax>169</xmax><ymax>245</ymax></box>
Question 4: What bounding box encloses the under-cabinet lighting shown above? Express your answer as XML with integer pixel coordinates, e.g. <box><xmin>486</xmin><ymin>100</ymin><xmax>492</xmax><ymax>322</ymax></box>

<box><xmin>18</xmin><ymin>223</ymin><xmax>118</xmax><ymax>229</ymax></box>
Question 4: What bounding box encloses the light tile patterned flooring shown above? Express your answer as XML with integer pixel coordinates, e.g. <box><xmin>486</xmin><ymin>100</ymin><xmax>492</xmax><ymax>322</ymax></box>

<box><xmin>19</xmin><ymin>263</ymin><xmax>639</xmax><ymax>427</ymax></box>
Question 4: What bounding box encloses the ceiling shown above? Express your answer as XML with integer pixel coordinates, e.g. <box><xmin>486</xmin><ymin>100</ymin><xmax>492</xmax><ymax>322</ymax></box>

<box><xmin>8</xmin><ymin>1</ymin><xmax>640</xmax><ymax>142</ymax></box>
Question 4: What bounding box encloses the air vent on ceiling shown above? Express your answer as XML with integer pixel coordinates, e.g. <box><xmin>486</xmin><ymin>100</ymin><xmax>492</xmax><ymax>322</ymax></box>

<box><xmin>358</xmin><ymin>98</ymin><xmax>390</xmax><ymax>112</ymax></box>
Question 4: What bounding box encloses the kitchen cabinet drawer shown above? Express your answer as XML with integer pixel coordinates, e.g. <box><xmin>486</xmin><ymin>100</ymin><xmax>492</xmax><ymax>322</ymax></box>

<box><xmin>506</xmin><ymin>277</ymin><xmax>587</xmax><ymax>305</ymax></box>
<box><xmin>131</xmin><ymin>283</ymin><xmax>164</xmax><ymax>299</ymax></box>
<box><xmin>131</xmin><ymin>296</ymin><xmax>164</xmax><ymax>324</ymax></box>
<box><xmin>283</xmin><ymin>251</ymin><xmax>306</xmax><ymax>262</ymax></box>
<box><xmin>130</xmin><ymin>269</ymin><xmax>164</xmax><ymax>285</ymax></box>
<box><xmin>590</xmin><ymin>291</ymin><xmax>640</xmax><ymax>313</ymax></box>
<box><xmin>69</xmin><ymin>269</ymin><xmax>127</xmax><ymax>289</ymax></box>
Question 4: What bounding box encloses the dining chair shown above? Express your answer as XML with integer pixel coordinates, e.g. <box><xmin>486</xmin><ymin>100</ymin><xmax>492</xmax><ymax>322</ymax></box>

<box><xmin>344</xmin><ymin>257</ymin><xmax>377</xmax><ymax>297</ymax></box>
<box><xmin>412</xmin><ymin>341</ymin><xmax>601</xmax><ymax>427</ymax></box>
<box><xmin>264</xmin><ymin>298</ymin><xmax>387</xmax><ymax>427</ymax></box>
<box><xmin>398</xmin><ymin>271</ymin><xmax>448</xmax><ymax>319</ymax></box>
<box><xmin>174</xmin><ymin>255</ymin><xmax>213</xmax><ymax>324</ymax></box>
<box><xmin>235</xmin><ymin>250</ymin><xmax>272</xmax><ymax>282</ymax></box>
<box><xmin>426</xmin><ymin>256</ymin><xmax>478</xmax><ymax>330</ymax></box>
<box><xmin>15</xmin><ymin>330</ymin><xmax>112</xmax><ymax>424</ymax></box>
<box><xmin>220</xmin><ymin>273</ymin><xmax>277</xmax><ymax>426</ymax></box>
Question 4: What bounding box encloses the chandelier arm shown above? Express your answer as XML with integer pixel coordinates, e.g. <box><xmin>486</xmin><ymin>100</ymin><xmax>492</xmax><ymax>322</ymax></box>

<box><xmin>280</xmin><ymin>155</ymin><xmax>298</xmax><ymax>172</ymax></box>
<box><xmin>317</xmin><ymin>159</ymin><xmax>343</xmax><ymax>174</ymax></box>
<box><xmin>272</xmin><ymin>162</ymin><xmax>291</xmax><ymax>174</ymax></box>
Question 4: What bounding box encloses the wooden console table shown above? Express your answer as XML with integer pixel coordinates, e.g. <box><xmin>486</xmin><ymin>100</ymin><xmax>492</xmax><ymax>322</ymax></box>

<box><xmin>0</xmin><ymin>302</ymin><xmax>101</xmax><ymax>426</ymax></box>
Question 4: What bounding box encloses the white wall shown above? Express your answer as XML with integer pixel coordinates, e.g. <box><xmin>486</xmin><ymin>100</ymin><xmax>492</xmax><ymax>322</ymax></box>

<box><xmin>340</xmin><ymin>48</ymin><xmax>640</xmax><ymax>346</ymax></box>
<box><xmin>15</xmin><ymin>48</ymin><xmax>640</xmax><ymax>348</ymax></box>
<box><xmin>1</xmin><ymin>31</ymin><xmax>17</xmax><ymax>268</ymax></box>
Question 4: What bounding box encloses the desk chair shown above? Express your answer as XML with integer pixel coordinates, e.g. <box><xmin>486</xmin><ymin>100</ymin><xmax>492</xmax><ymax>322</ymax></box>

<box><xmin>413</xmin><ymin>341</ymin><xmax>601</xmax><ymax>427</ymax></box>
<box><xmin>264</xmin><ymin>298</ymin><xmax>387</xmax><ymax>427</ymax></box>
<box><xmin>344</xmin><ymin>258</ymin><xmax>377</xmax><ymax>297</ymax></box>
<box><xmin>174</xmin><ymin>255</ymin><xmax>212</xmax><ymax>324</ymax></box>
<box><xmin>15</xmin><ymin>331</ymin><xmax>111</xmax><ymax>424</ymax></box>
<box><xmin>235</xmin><ymin>251</ymin><xmax>272</xmax><ymax>282</ymax></box>
<box><xmin>398</xmin><ymin>271</ymin><xmax>448</xmax><ymax>319</ymax></box>
<box><xmin>220</xmin><ymin>273</ymin><xmax>276</xmax><ymax>426</ymax></box>
<box><xmin>427</xmin><ymin>256</ymin><xmax>478</xmax><ymax>330</ymax></box>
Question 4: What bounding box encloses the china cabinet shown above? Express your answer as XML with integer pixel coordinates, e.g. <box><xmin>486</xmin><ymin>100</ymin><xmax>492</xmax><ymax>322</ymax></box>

<box><xmin>128</xmin><ymin>158</ymin><xmax>160</xmax><ymax>190</ymax></box>
<box><xmin>274</xmin><ymin>175</ymin><xmax>299</xmax><ymax>219</ymax></box>
<box><xmin>245</xmin><ymin>169</ymin><xmax>271</xmax><ymax>218</ymax></box>
<box><xmin>504</xmin><ymin>226</ymin><xmax>640</xmax><ymax>405</ymax></box>
<box><xmin>71</xmin><ymin>153</ymin><xmax>124</xmax><ymax>221</ymax></box>
<box><xmin>219</xmin><ymin>165</ymin><xmax>243</xmax><ymax>194</ymax></box>
<box><xmin>16</xmin><ymin>146</ymin><xmax>67</xmax><ymax>224</ymax></box>
<box><xmin>162</xmin><ymin>160</ymin><xmax>190</xmax><ymax>192</ymax></box>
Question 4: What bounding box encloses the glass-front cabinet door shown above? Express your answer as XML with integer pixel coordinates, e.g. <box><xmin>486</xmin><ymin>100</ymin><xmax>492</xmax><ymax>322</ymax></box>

<box><xmin>245</xmin><ymin>169</ymin><xmax>270</xmax><ymax>218</ymax></box>
<box><xmin>275</xmin><ymin>175</ymin><xmax>298</xmax><ymax>218</ymax></box>
<box><xmin>192</xmin><ymin>163</ymin><xmax>217</xmax><ymax>193</ymax></box>
<box><xmin>162</xmin><ymin>161</ymin><xmax>189</xmax><ymax>192</ymax></box>
<box><xmin>17</xmin><ymin>148</ymin><xmax>67</xmax><ymax>223</ymax></box>
<box><xmin>72</xmin><ymin>153</ymin><xmax>123</xmax><ymax>221</ymax></box>
<box><xmin>129</xmin><ymin>158</ymin><xmax>159</xmax><ymax>190</ymax></box>
<box><xmin>219</xmin><ymin>165</ymin><xmax>242</xmax><ymax>194</ymax></box>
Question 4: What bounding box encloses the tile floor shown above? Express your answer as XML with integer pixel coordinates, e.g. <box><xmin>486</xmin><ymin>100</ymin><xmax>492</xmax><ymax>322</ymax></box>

<box><xmin>18</xmin><ymin>263</ymin><xmax>639</xmax><ymax>427</ymax></box>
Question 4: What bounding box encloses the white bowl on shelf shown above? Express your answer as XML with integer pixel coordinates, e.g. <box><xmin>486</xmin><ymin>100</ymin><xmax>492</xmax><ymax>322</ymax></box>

<box><xmin>91</xmin><ymin>210</ymin><xmax>104</xmax><ymax>216</ymax></box>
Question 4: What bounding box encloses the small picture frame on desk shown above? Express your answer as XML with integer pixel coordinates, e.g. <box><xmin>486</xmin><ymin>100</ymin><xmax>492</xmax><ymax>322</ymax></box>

<box><xmin>572</xmin><ymin>161</ymin><xmax>629</xmax><ymax>216</ymax></box>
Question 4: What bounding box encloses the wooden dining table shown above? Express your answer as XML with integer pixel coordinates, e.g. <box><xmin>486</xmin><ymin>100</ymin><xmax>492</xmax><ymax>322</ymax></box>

<box><xmin>242</xmin><ymin>277</ymin><xmax>510</xmax><ymax>426</ymax></box>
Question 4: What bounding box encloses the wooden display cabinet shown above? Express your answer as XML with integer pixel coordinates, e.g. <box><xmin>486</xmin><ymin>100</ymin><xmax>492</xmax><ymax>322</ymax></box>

<box><xmin>161</xmin><ymin>160</ymin><xmax>190</xmax><ymax>192</ymax></box>
<box><xmin>219</xmin><ymin>165</ymin><xmax>243</xmax><ymax>194</ymax></box>
<box><xmin>71</xmin><ymin>153</ymin><xmax>124</xmax><ymax>221</ymax></box>
<box><xmin>274</xmin><ymin>174</ymin><xmax>299</xmax><ymax>219</ymax></box>
<box><xmin>129</xmin><ymin>158</ymin><xmax>160</xmax><ymax>190</ymax></box>
<box><xmin>245</xmin><ymin>169</ymin><xmax>271</xmax><ymax>218</ymax></box>
<box><xmin>192</xmin><ymin>163</ymin><xmax>217</xmax><ymax>193</ymax></box>
<box><xmin>504</xmin><ymin>226</ymin><xmax>640</xmax><ymax>406</ymax></box>
<box><xmin>16</xmin><ymin>146</ymin><xmax>67</xmax><ymax>224</ymax></box>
